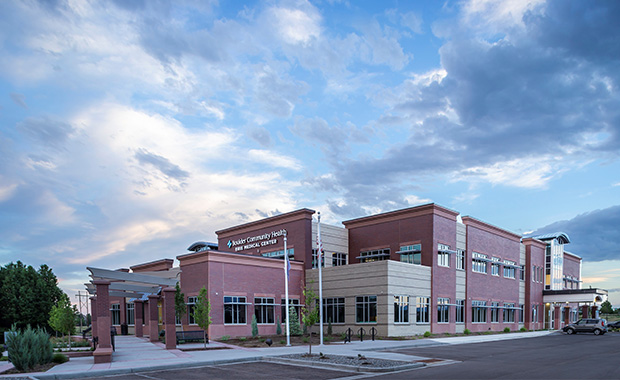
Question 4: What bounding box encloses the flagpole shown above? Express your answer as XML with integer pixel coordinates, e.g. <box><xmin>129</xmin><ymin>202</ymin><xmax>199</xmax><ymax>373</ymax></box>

<box><xmin>284</xmin><ymin>230</ymin><xmax>291</xmax><ymax>346</ymax></box>
<box><xmin>317</xmin><ymin>212</ymin><xmax>324</xmax><ymax>346</ymax></box>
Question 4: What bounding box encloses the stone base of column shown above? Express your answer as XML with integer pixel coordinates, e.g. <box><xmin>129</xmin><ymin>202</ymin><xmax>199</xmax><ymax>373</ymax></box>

<box><xmin>93</xmin><ymin>347</ymin><xmax>113</xmax><ymax>363</ymax></box>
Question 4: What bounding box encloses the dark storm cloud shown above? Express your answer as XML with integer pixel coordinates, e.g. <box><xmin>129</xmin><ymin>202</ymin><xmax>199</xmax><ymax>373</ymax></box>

<box><xmin>530</xmin><ymin>205</ymin><xmax>620</xmax><ymax>262</ymax></box>
<box><xmin>17</xmin><ymin>116</ymin><xmax>75</xmax><ymax>149</ymax></box>
<box><xmin>324</xmin><ymin>0</ymin><xmax>620</xmax><ymax>218</ymax></box>
<box><xmin>134</xmin><ymin>148</ymin><xmax>189</xmax><ymax>181</ymax></box>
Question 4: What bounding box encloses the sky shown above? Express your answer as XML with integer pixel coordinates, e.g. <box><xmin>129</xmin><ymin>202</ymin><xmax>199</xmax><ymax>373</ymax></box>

<box><xmin>0</xmin><ymin>0</ymin><xmax>619</xmax><ymax>309</ymax></box>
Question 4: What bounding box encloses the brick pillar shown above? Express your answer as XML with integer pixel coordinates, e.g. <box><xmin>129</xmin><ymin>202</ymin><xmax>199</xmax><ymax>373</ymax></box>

<box><xmin>148</xmin><ymin>295</ymin><xmax>160</xmax><ymax>342</ymax></box>
<box><xmin>93</xmin><ymin>280</ymin><xmax>113</xmax><ymax>363</ymax></box>
<box><xmin>581</xmin><ymin>305</ymin><xmax>589</xmax><ymax>319</ymax></box>
<box><xmin>134</xmin><ymin>300</ymin><xmax>144</xmax><ymax>338</ymax></box>
<box><xmin>90</xmin><ymin>296</ymin><xmax>97</xmax><ymax>339</ymax></box>
<box><xmin>554</xmin><ymin>305</ymin><xmax>561</xmax><ymax>329</ymax></box>
<box><xmin>564</xmin><ymin>307</ymin><xmax>570</xmax><ymax>325</ymax></box>
<box><xmin>163</xmin><ymin>287</ymin><xmax>176</xmax><ymax>350</ymax></box>
<box><xmin>591</xmin><ymin>306</ymin><xmax>598</xmax><ymax>318</ymax></box>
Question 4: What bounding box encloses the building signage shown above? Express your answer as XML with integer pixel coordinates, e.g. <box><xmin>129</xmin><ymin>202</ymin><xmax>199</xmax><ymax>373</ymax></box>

<box><xmin>227</xmin><ymin>229</ymin><xmax>287</xmax><ymax>252</ymax></box>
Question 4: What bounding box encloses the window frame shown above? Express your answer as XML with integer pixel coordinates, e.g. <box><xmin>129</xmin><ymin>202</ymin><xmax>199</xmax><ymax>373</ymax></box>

<box><xmin>254</xmin><ymin>297</ymin><xmax>275</xmax><ymax>325</ymax></box>
<box><xmin>472</xmin><ymin>300</ymin><xmax>487</xmax><ymax>323</ymax></box>
<box><xmin>111</xmin><ymin>304</ymin><xmax>121</xmax><ymax>326</ymax></box>
<box><xmin>323</xmin><ymin>297</ymin><xmax>345</xmax><ymax>324</ymax></box>
<box><xmin>437</xmin><ymin>297</ymin><xmax>450</xmax><ymax>323</ymax></box>
<box><xmin>393</xmin><ymin>295</ymin><xmax>409</xmax><ymax>324</ymax></box>
<box><xmin>224</xmin><ymin>296</ymin><xmax>247</xmax><ymax>325</ymax></box>
<box><xmin>416</xmin><ymin>296</ymin><xmax>430</xmax><ymax>324</ymax></box>
<box><xmin>456</xmin><ymin>299</ymin><xmax>465</xmax><ymax>323</ymax></box>
<box><xmin>355</xmin><ymin>295</ymin><xmax>377</xmax><ymax>323</ymax></box>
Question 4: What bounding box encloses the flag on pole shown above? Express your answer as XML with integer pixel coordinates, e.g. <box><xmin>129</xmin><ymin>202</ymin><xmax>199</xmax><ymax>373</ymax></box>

<box><xmin>285</xmin><ymin>250</ymin><xmax>290</xmax><ymax>279</ymax></box>
<box><xmin>316</xmin><ymin>215</ymin><xmax>323</xmax><ymax>265</ymax></box>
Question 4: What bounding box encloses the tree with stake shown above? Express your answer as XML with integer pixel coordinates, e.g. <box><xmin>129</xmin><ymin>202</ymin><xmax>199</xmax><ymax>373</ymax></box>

<box><xmin>48</xmin><ymin>293</ymin><xmax>77</xmax><ymax>350</ymax></box>
<box><xmin>192</xmin><ymin>286</ymin><xmax>211</xmax><ymax>348</ymax></box>
<box><xmin>300</xmin><ymin>284</ymin><xmax>319</xmax><ymax>355</ymax></box>
<box><xmin>174</xmin><ymin>283</ymin><xmax>186</xmax><ymax>331</ymax></box>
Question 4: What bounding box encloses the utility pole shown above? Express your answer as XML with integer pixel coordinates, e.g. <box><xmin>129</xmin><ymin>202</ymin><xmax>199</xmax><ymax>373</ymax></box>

<box><xmin>75</xmin><ymin>291</ymin><xmax>90</xmax><ymax>332</ymax></box>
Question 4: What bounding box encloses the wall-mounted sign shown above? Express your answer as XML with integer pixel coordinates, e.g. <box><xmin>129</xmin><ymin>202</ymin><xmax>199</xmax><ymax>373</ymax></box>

<box><xmin>227</xmin><ymin>229</ymin><xmax>287</xmax><ymax>252</ymax></box>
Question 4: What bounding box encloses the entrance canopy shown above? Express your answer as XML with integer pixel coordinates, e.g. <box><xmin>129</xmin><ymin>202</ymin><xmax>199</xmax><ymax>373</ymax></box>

<box><xmin>86</xmin><ymin>266</ymin><xmax>180</xmax><ymax>299</ymax></box>
<box><xmin>543</xmin><ymin>288</ymin><xmax>607</xmax><ymax>305</ymax></box>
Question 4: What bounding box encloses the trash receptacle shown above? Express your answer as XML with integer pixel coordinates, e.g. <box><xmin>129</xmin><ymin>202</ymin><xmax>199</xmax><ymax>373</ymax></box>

<box><xmin>120</xmin><ymin>323</ymin><xmax>128</xmax><ymax>335</ymax></box>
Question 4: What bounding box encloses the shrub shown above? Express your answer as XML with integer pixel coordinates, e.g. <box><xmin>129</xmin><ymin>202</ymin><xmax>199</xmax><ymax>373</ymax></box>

<box><xmin>288</xmin><ymin>307</ymin><xmax>303</xmax><ymax>336</ymax></box>
<box><xmin>423</xmin><ymin>331</ymin><xmax>431</xmax><ymax>338</ymax></box>
<box><xmin>251</xmin><ymin>315</ymin><xmax>259</xmax><ymax>338</ymax></box>
<box><xmin>52</xmin><ymin>353</ymin><xmax>68</xmax><ymax>364</ymax></box>
<box><xmin>279</xmin><ymin>340</ymin><xmax>285</xmax><ymax>345</ymax></box>
<box><xmin>276</xmin><ymin>319</ymin><xmax>282</xmax><ymax>335</ymax></box>
<box><xmin>520</xmin><ymin>327</ymin><xmax>528</xmax><ymax>332</ymax></box>
<box><xmin>302</xmin><ymin>337</ymin><xmax>309</xmax><ymax>343</ymax></box>
<box><xmin>327</xmin><ymin>318</ymin><xmax>333</xmax><ymax>336</ymax></box>
<box><xmin>220</xmin><ymin>335</ymin><xmax>230</xmax><ymax>341</ymax></box>
<box><xmin>5</xmin><ymin>325</ymin><xmax>53</xmax><ymax>371</ymax></box>
<box><xmin>463</xmin><ymin>329</ymin><xmax>471</xmax><ymax>335</ymax></box>
<box><xmin>239</xmin><ymin>337</ymin><xmax>246</xmax><ymax>342</ymax></box>
<box><xmin>503</xmin><ymin>327</ymin><xmax>511</xmax><ymax>333</ymax></box>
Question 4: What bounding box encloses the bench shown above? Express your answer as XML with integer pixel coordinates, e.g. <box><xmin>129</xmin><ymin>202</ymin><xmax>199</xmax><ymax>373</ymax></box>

<box><xmin>175</xmin><ymin>330</ymin><xmax>206</xmax><ymax>344</ymax></box>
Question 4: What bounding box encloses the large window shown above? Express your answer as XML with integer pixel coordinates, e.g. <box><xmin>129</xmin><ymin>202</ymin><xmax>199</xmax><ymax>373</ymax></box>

<box><xmin>472</xmin><ymin>301</ymin><xmax>487</xmax><ymax>323</ymax></box>
<box><xmin>111</xmin><ymin>304</ymin><xmax>121</xmax><ymax>325</ymax></box>
<box><xmin>437</xmin><ymin>298</ymin><xmax>450</xmax><ymax>323</ymax></box>
<box><xmin>281</xmin><ymin>298</ymin><xmax>301</xmax><ymax>323</ymax></box>
<box><xmin>456</xmin><ymin>299</ymin><xmax>465</xmax><ymax>323</ymax></box>
<box><xmin>456</xmin><ymin>249</ymin><xmax>465</xmax><ymax>270</ymax></box>
<box><xmin>126</xmin><ymin>303</ymin><xmax>135</xmax><ymax>325</ymax></box>
<box><xmin>519</xmin><ymin>305</ymin><xmax>524</xmax><ymax>323</ymax></box>
<box><xmin>224</xmin><ymin>296</ymin><xmax>246</xmax><ymax>325</ymax></box>
<box><xmin>356</xmin><ymin>296</ymin><xmax>377</xmax><ymax>323</ymax></box>
<box><xmin>416</xmin><ymin>296</ymin><xmax>430</xmax><ymax>324</ymax></box>
<box><xmin>472</xmin><ymin>253</ymin><xmax>488</xmax><ymax>274</ymax></box>
<box><xmin>358</xmin><ymin>248</ymin><xmax>390</xmax><ymax>263</ymax></box>
<box><xmin>503</xmin><ymin>303</ymin><xmax>515</xmax><ymax>323</ymax></box>
<box><xmin>187</xmin><ymin>296</ymin><xmax>197</xmax><ymax>324</ymax></box>
<box><xmin>398</xmin><ymin>244</ymin><xmax>421</xmax><ymax>265</ymax></box>
<box><xmin>323</xmin><ymin>297</ymin><xmax>345</xmax><ymax>324</ymax></box>
<box><xmin>312</xmin><ymin>249</ymin><xmax>325</xmax><ymax>268</ymax></box>
<box><xmin>503</xmin><ymin>261</ymin><xmax>516</xmax><ymax>278</ymax></box>
<box><xmin>437</xmin><ymin>244</ymin><xmax>450</xmax><ymax>267</ymax></box>
<box><xmin>254</xmin><ymin>297</ymin><xmax>275</xmax><ymax>324</ymax></box>
<box><xmin>490</xmin><ymin>302</ymin><xmax>500</xmax><ymax>323</ymax></box>
<box><xmin>394</xmin><ymin>295</ymin><xmax>409</xmax><ymax>324</ymax></box>
<box><xmin>332</xmin><ymin>253</ymin><xmax>347</xmax><ymax>266</ymax></box>
<box><xmin>520</xmin><ymin>265</ymin><xmax>526</xmax><ymax>281</ymax></box>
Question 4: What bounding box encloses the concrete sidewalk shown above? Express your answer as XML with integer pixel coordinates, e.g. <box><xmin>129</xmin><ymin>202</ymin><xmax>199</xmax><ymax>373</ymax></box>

<box><xmin>0</xmin><ymin>330</ymin><xmax>556</xmax><ymax>379</ymax></box>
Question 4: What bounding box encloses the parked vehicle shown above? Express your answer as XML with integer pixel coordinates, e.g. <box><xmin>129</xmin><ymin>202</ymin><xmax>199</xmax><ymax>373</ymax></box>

<box><xmin>563</xmin><ymin>319</ymin><xmax>607</xmax><ymax>335</ymax></box>
<box><xmin>607</xmin><ymin>320</ymin><xmax>620</xmax><ymax>330</ymax></box>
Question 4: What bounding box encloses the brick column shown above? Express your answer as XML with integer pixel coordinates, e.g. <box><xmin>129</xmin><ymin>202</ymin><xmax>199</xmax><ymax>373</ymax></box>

<box><xmin>581</xmin><ymin>305</ymin><xmax>589</xmax><ymax>319</ymax></box>
<box><xmin>93</xmin><ymin>280</ymin><xmax>113</xmax><ymax>363</ymax></box>
<box><xmin>90</xmin><ymin>296</ymin><xmax>97</xmax><ymax>339</ymax></box>
<box><xmin>591</xmin><ymin>306</ymin><xmax>598</xmax><ymax>318</ymax></box>
<box><xmin>564</xmin><ymin>306</ymin><xmax>570</xmax><ymax>325</ymax></box>
<box><xmin>163</xmin><ymin>287</ymin><xmax>176</xmax><ymax>350</ymax></box>
<box><xmin>554</xmin><ymin>305</ymin><xmax>561</xmax><ymax>330</ymax></box>
<box><xmin>148</xmin><ymin>295</ymin><xmax>160</xmax><ymax>342</ymax></box>
<box><xmin>134</xmin><ymin>300</ymin><xmax>144</xmax><ymax>338</ymax></box>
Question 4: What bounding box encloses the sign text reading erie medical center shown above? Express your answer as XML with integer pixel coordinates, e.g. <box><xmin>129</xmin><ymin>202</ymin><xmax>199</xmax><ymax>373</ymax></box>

<box><xmin>227</xmin><ymin>229</ymin><xmax>287</xmax><ymax>251</ymax></box>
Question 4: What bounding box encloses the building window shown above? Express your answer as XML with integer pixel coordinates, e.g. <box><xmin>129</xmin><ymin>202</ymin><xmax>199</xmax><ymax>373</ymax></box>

<box><xmin>503</xmin><ymin>303</ymin><xmax>515</xmax><ymax>323</ymax></box>
<box><xmin>254</xmin><ymin>297</ymin><xmax>275</xmax><ymax>324</ymax></box>
<box><xmin>398</xmin><ymin>244</ymin><xmax>421</xmax><ymax>265</ymax></box>
<box><xmin>281</xmin><ymin>298</ymin><xmax>301</xmax><ymax>323</ymax></box>
<box><xmin>394</xmin><ymin>295</ymin><xmax>409</xmax><ymax>324</ymax></box>
<box><xmin>323</xmin><ymin>297</ymin><xmax>345</xmax><ymax>324</ymax></box>
<box><xmin>456</xmin><ymin>299</ymin><xmax>465</xmax><ymax>323</ymax></box>
<box><xmin>358</xmin><ymin>249</ymin><xmax>390</xmax><ymax>263</ymax></box>
<box><xmin>356</xmin><ymin>296</ymin><xmax>377</xmax><ymax>323</ymax></box>
<box><xmin>437</xmin><ymin>244</ymin><xmax>450</xmax><ymax>267</ymax></box>
<box><xmin>472</xmin><ymin>253</ymin><xmax>488</xmax><ymax>274</ymax></box>
<box><xmin>491</xmin><ymin>259</ymin><xmax>500</xmax><ymax>276</ymax></box>
<box><xmin>312</xmin><ymin>249</ymin><xmax>325</xmax><ymax>268</ymax></box>
<box><xmin>472</xmin><ymin>301</ymin><xmax>487</xmax><ymax>323</ymax></box>
<box><xmin>437</xmin><ymin>298</ymin><xmax>450</xmax><ymax>323</ymax></box>
<box><xmin>532</xmin><ymin>305</ymin><xmax>538</xmax><ymax>323</ymax></box>
<box><xmin>520</xmin><ymin>265</ymin><xmax>525</xmax><ymax>281</ymax></box>
<box><xmin>532</xmin><ymin>265</ymin><xmax>536</xmax><ymax>282</ymax></box>
<box><xmin>224</xmin><ymin>296</ymin><xmax>246</xmax><ymax>325</ymax></box>
<box><xmin>456</xmin><ymin>249</ymin><xmax>465</xmax><ymax>270</ymax></box>
<box><xmin>187</xmin><ymin>296</ymin><xmax>197</xmax><ymax>324</ymax></box>
<box><xmin>490</xmin><ymin>302</ymin><xmax>500</xmax><ymax>323</ymax></box>
<box><xmin>416</xmin><ymin>296</ymin><xmax>430</xmax><ymax>324</ymax></box>
<box><xmin>261</xmin><ymin>248</ymin><xmax>294</xmax><ymax>258</ymax></box>
<box><xmin>111</xmin><ymin>304</ymin><xmax>121</xmax><ymax>326</ymax></box>
<box><xmin>503</xmin><ymin>261</ymin><xmax>516</xmax><ymax>278</ymax></box>
<box><xmin>126</xmin><ymin>303</ymin><xmax>134</xmax><ymax>325</ymax></box>
<box><xmin>332</xmin><ymin>253</ymin><xmax>347</xmax><ymax>266</ymax></box>
<box><xmin>519</xmin><ymin>305</ymin><xmax>524</xmax><ymax>323</ymax></box>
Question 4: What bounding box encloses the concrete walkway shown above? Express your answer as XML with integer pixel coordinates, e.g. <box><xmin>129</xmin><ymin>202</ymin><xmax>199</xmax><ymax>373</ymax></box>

<box><xmin>0</xmin><ymin>330</ymin><xmax>556</xmax><ymax>379</ymax></box>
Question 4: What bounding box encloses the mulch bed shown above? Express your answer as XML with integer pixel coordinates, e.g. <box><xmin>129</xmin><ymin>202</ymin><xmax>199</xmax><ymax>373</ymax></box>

<box><xmin>1</xmin><ymin>361</ymin><xmax>59</xmax><ymax>375</ymax></box>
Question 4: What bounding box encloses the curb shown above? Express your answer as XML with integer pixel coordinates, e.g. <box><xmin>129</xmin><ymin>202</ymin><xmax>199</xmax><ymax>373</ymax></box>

<box><xmin>263</xmin><ymin>356</ymin><xmax>425</xmax><ymax>373</ymax></box>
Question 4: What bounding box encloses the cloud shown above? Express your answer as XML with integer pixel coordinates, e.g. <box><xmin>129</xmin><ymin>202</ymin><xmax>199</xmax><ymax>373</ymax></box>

<box><xmin>10</xmin><ymin>93</ymin><xmax>27</xmax><ymax>109</ymax></box>
<box><xmin>247</xmin><ymin>126</ymin><xmax>273</xmax><ymax>148</ymax></box>
<box><xmin>134</xmin><ymin>148</ymin><xmax>190</xmax><ymax>181</ymax></box>
<box><xmin>17</xmin><ymin>116</ymin><xmax>75</xmax><ymax>149</ymax></box>
<box><xmin>401</xmin><ymin>11</ymin><xmax>423</xmax><ymax>34</ymax></box>
<box><xmin>530</xmin><ymin>205</ymin><xmax>620</xmax><ymax>262</ymax></box>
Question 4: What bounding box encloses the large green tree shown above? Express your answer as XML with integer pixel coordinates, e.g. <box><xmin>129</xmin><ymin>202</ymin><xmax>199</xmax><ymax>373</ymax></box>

<box><xmin>600</xmin><ymin>300</ymin><xmax>614</xmax><ymax>314</ymax></box>
<box><xmin>0</xmin><ymin>261</ymin><xmax>63</xmax><ymax>330</ymax></box>
<box><xmin>174</xmin><ymin>282</ymin><xmax>186</xmax><ymax>330</ymax></box>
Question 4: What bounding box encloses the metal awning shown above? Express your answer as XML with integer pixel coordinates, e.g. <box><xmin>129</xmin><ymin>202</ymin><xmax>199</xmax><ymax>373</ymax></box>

<box><xmin>86</xmin><ymin>266</ymin><xmax>179</xmax><ymax>299</ymax></box>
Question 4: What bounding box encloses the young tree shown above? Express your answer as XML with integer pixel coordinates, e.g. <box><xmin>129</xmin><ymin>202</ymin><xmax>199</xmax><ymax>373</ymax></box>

<box><xmin>288</xmin><ymin>306</ymin><xmax>302</xmax><ymax>336</ymax></box>
<box><xmin>251</xmin><ymin>314</ymin><xmax>259</xmax><ymax>337</ymax></box>
<box><xmin>300</xmin><ymin>285</ymin><xmax>319</xmax><ymax>355</ymax></box>
<box><xmin>48</xmin><ymin>293</ymin><xmax>76</xmax><ymax>349</ymax></box>
<box><xmin>600</xmin><ymin>300</ymin><xmax>613</xmax><ymax>314</ymax></box>
<box><xmin>174</xmin><ymin>282</ymin><xmax>186</xmax><ymax>331</ymax></box>
<box><xmin>192</xmin><ymin>286</ymin><xmax>212</xmax><ymax>348</ymax></box>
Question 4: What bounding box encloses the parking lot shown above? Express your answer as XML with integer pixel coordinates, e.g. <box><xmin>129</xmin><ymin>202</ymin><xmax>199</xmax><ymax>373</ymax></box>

<box><xmin>87</xmin><ymin>332</ymin><xmax>620</xmax><ymax>380</ymax></box>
